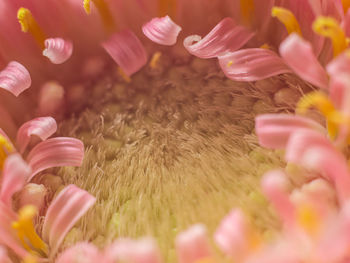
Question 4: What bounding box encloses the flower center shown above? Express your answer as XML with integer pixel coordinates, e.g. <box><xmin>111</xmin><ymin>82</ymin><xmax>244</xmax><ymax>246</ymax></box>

<box><xmin>55</xmin><ymin>49</ymin><xmax>309</xmax><ymax>260</ymax></box>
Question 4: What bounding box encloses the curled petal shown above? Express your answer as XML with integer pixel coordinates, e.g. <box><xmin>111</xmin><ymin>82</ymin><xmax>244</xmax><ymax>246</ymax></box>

<box><xmin>104</xmin><ymin>238</ymin><xmax>162</xmax><ymax>263</ymax></box>
<box><xmin>214</xmin><ymin>209</ymin><xmax>249</xmax><ymax>259</ymax></box>
<box><xmin>102</xmin><ymin>30</ymin><xmax>147</xmax><ymax>76</ymax></box>
<box><xmin>43</xmin><ymin>38</ymin><xmax>73</xmax><ymax>64</ymax></box>
<box><xmin>183</xmin><ymin>17</ymin><xmax>254</xmax><ymax>58</ymax></box>
<box><xmin>218</xmin><ymin>48</ymin><xmax>292</xmax><ymax>81</ymax></box>
<box><xmin>56</xmin><ymin>242</ymin><xmax>101</xmax><ymax>263</ymax></box>
<box><xmin>0</xmin><ymin>61</ymin><xmax>31</xmax><ymax>96</ymax></box>
<box><xmin>26</xmin><ymin>137</ymin><xmax>84</xmax><ymax>180</ymax></box>
<box><xmin>176</xmin><ymin>224</ymin><xmax>212</xmax><ymax>263</ymax></box>
<box><xmin>16</xmin><ymin>117</ymin><xmax>57</xmax><ymax>154</ymax></box>
<box><xmin>0</xmin><ymin>154</ymin><xmax>31</xmax><ymax>207</ymax></box>
<box><xmin>255</xmin><ymin>114</ymin><xmax>326</xmax><ymax>149</ymax></box>
<box><xmin>42</xmin><ymin>185</ymin><xmax>95</xmax><ymax>256</ymax></box>
<box><xmin>142</xmin><ymin>15</ymin><xmax>182</xmax><ymax>46</ymax></box>
<box><xmin>279</xmin><ymin>34</ymin><xmax>328</xmax><ymax>89</ymax></box>
<box><xmin>261</xmin><ymin>170</ymin><xmax>295</xmax><ymax>226</ymax></box>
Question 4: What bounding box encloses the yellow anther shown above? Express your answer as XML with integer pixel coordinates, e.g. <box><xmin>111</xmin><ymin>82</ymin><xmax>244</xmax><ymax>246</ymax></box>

<box><xmin>313</xmin><ymin>16</ymin><xmax>348</xmax><ymax>57</ymax></box>
<box><xmin>150</xmin><ymin>52</ymin><xmax>162</xmax><ymax>69</ymax></box>
<box><xmin>0</xmin><ymin>135</ymin><xmax>14</xmax><ymax>169</ymax></box>
<box><xmin>297</xmin><ymin>205</ymin><xmax>320</xmax><ymax>236</ymax></box>
<box><xmin>22</xmin><ymin>255</ymin><xmax>38</xmax><ymax>263</ymax></box>
<box><xmin>271</xmin><ymin>7</ymin><xmax>302</xmax><ymax>35</ymax></box>
<box><xmin>260</xmin><ymin>43</ymin><xmax>271</xmax><ymax>49</ymax></box>
<box><xmin>296</xmin><ymin>91</ymin><xmax>335</xmax><ymax>116</ymax></box>
<box><xmin>17</xmin><ymin>8</ymin><xmax>46</xmax><ymax>49</ymax></box>
<box><xmin>12</xmin><ymin>206</ymin><xmax>48</xmax><ymax>255</ymax></box>
<box><xmin>83</xmin><ymin>0</ymin><xmax>115</xmax><ymax>32</ymax></box>
<box><xmin>158</xmin><ymin>0</ymin><xmax>177</xmax><ymax>18</ymax></box>
<box><xmin>117</xmin><ymin>67</ymin><xmax>131</xmax><ymax>83</ymax></box>
<box><xmin>227</xmin><ymin>60</ymin><xmax>233</xmax><ymax>67</ymax></box>
<box><xmin>248</xmin><ymin>231</ymin><xmax>261</xmax><ymax>250</ymax></box>
<box><xmin>240</xmin><ymin>0</ymin><xmax>255</xmax><ymax>25</ymax></box>
<box><xmin>342</xmin><ymin>0</ymin><xmax>350</xmax><ymax>14</ymax></box>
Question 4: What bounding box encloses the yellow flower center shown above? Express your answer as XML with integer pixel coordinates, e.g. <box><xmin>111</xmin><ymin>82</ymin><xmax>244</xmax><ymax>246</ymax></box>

<box><xmin>313</xmin><ymin>16</ymin><xmax>348</xmax><ymax>57</ymax></box>
<box><xmin>271</xmin><ymin>7</ymin><xmax>302</xmax><ymax>35</ymax></box>
<box><xmin>83</xmin><ymin>0</ymin><xmax>115</xmax><ymax>32</ymax></box>
<box><xmin>0</xmin><ymin>134</ymin><xmax>14</xmax><ymax>169</ymax></box>
<box><xmin>12</xmin><ymin>205</ymin><xmax>48</xmax><ymax>257</ymax></box>
<box><xmin>17</xmin><ymin>8</ymin><xmax>46</xmax><ymax>49</ymax></box>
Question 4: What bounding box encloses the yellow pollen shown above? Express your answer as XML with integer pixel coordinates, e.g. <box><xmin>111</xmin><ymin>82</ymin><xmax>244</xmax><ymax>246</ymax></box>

<box><xmin>313</xmin><ymin>16</ymin><xmax>348</xmax><ymax>57</ymax></box>
<box><xmin>240</xmin><ymin>0</ymin><xmax>255</xmax><ymax>25</ymax></box>
<box><xmin>260</xmin><ymin>43</ymin><xmax>271</xmax><ymax>49</ymax></box>
<box><xmin>0</xmin><ymin>134</ymin><xmax>14</xmax><ymax>169</ymax></box>
<box><xmin>17</xmin><ymin>8</ymin><xmax>46</xmax><ymax>49</ymax></box>
<box><xmin>12</xmin><ymin>206</ymin><xmax>48</xmax><ymax>256</ymax></box>
<box><xmin>83</xmin><ymin>0</ymin><xmax>115</xmax><ymax>32</ymax></box>
<box><xmin>342</xmin><ymin>0</ymin><xmax>350</xmax><ymax>14</ymax></box>
<box><xmin>158</xmin><ymin>0</ymin><xmax>177</xmax><ymax>18</ymax></box>
<box><xmin>227</xmin><ymin>60</ymin><xmax>233</xmax><ymax>67</ymax></box>
<box><xmin>271</xmin><ymin>7</ymin><xmax>302</xmax><ymax>35</ymax></box>
<box><xmin>117</xmin><ymin>67</ymin><xmax>131</xmax><ymax>83</ymax></box>
<box><xmin>296</xmin><ymin>205</ymin><xmax>320</xmax><ymax>236</ymax></box>
<box><xmin>150</xmin><ymin>52</ymin><xmax>162</xmax><ymax>69</ymax></box>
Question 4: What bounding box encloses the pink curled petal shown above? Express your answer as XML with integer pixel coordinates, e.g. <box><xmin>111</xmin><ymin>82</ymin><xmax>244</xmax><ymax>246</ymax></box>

<box><xmin>42</xmin><ymin>185</ymin><xmax>95</xmax><ymax>256</ymax></box>
<box><xmin>261</xmin><ymin>170</ymin><xmax>295</xmax><ymax>226</ymax></box>
<box><xmin>255</xmin><ymin>114</ymin><xmax>326</xmax><ymax>149</ymax></box>
<box><xmin>142</xmin><ymin>15</ymin><xmax>182</xmax><ymax>46</ymax></box>
<box><xmin>56</xmin><ymin>242</ymin><xmax>101</xmax><ymax>263</ymax></box>
<box><xmin>43</xmin><ymin>38</ymin><xmax>73</xmax><ymax>64</ymax></box>
<box><xmin>0</xmin><ymin>61</ymin><xmax>31</xmax><ymax>97</ymax></box>
<box><xmin>0</xmin><ymin>202</ymin><xmax>28</xmax><ymax>259</ymax></box>
<box><xmin>218</xmin><ymin>49</ymin><xmax>292</xmax><ymax>81</ymax></box>
<box><xmin>183</xmin><ymin>17</ymin><xmax>254</xmax><ymax>58</ymax></box>
<box><xmin>300</xmin><ymin>146</ymin><xmax>350</xmax><ymax>203</ymax></box>
<box><xmin>16</xmin><ymin>117</ymin><xmax>58</xmax><ymax>154</ymax></box>
<box><xmin>102</xmin><ymin>30</ymin><xmax>147</xmax><ymax>76</ymax></box>
<box><xmin>176</xmin><ymin>224</ymin><xmax>212</xmax><ymax>263</ymax></box>
<box><xmin>26</xmin><ymin>137</ymin><xmax>84</xmax><ymax>180</ymax></box>
<box><xmin>104</xmin><ymin>238</ymin><xmax>162</xmax><ymax>263</ymax></box>
<box><xmin>279</xmin><ymin>34</ymin><xmax>328</xmax><ymax>90</ymax></box>
<box><xmin>214</xmin><ymin>209</ymin><xmax>249</xmax><ymax>259</ymax></box>
<box><xmin>326</xmin><ymin>51</ymin><xmax>350</xmax><ymax>77</ymax></box>
<box><xmin>0</xmin><ymin>154</ymin><xmax>31</xmax><ymax>207</ymax></box>
<box><xmin>0</xmin><ymin>246</ymin><xmax>12</xmax><ymax>263</ymax></box>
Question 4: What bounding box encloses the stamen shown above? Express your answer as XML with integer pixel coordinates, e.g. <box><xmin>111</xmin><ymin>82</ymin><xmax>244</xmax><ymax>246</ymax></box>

<box><xmin>158</xmin><ymin>0</ymin><xmax>177</xmax><ymax>18</ymax></box>
<box><xmin>342</xmin><ymin>0</ymin><xmax>350</xmax><ymax>14</ymax></box>
<box><xmin>117</xmin><ymin>67</ymin><xmax>131</xmax><ymax>83</ymax></box>
<box><xmin>227</xmin><ymin>60</ymin><xmax>233</xmax><ymax>67</ymax></box>
<box><xmin>260</xmin><ymin>43</ymin><xmax>271</xmax><ymax>49</ymax></box>
<box><xmin>83</xmin><ymin>0</ymin><xmax>115</xmax><ymax>32</ymax></box>
<box><xmin>240</xmin><ymin>0</ymin><xmax>255</xmax><ymax>25</ymax></box>
<box><xmin>0</xmin><ymin>134</ymin><xmax>14</xmax><ymax>169</ymax></box>
<box><xmin>271</xmin><ymin>7</ymin><xmax>302</xmax><ymax>35</ymax></box>
<box><xmin>313</xmin><ymin>16</ymin><xmax>347</xmax><ymax>57</ymax></box>
<box><xmin>150</xmin><ymin>52</ymin><xmax>162</xmax><ymax>69</ymax></box>
<box><xmin>296</xmin><ymin>205</ymin><xmax>320</xmax><ymax>236</ymax></box>
<box><xmin>12</xmin><ymin>205</ymin><xmax>48</xmax><ymax>256</ymax></box>
<box><xmin>17</xmin><ymin>8</ymin><xmax>46</xmax><ymax>49</ymax></box>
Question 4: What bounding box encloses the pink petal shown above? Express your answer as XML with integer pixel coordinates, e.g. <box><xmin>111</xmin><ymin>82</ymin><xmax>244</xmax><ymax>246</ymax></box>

<box><xmin>0</xmin><ymin>154</ymin><xmax>31</xmax><ymax>207</ymax></box>
<box><xmin>16</xmin><ymin>117</ymin><xmax>57</xmax><ymax>154</ymax></box>
<box><xmin>183</xmin><ymin>17</ymin><xmax>254</xmax><ymax>59</ymax></box>
<box><xmin>26</xmin><ymin>137</ymin><xmax>84</xmax><ymax>180</ymax></box>
<box><xmin>102</xmin><ymin>30</ymin><xmax>147</xmax><ymax>76</ymax></box>
<box><xmin>37</xmin><ymin>81</ymin><xmax>65</xmax><ymax>116</ymax></box>
<box><xmin>104</xmin><ymin>238</ymin><xmax>162</xmax><ymax>263</ymax></box>
<box><xmin>0</xmin><ymin>61</ymin><xmax>31</xmax><ymax>97</ymax></box>
<box><xmin>255</xmin><ymin>114</ymin><xmax>326</xmax><ymax>149</ymax></box>
<box><xmin>142</xmin><ymin>15</ymin><xmax>182</xmax><ymax>46</ymax></box>
<box><xmin>279</xmin><ymin>34</ymin><xmax>328</xmax><ymax>90</ymax></box>
<box><xmin>42</xmin><ymin>185</ymin><xmax>95</xmax><ymax>256</ymax></box>
<box><xmin>214</xmin><ymin>209</ymin><xmax>249</xmax><ymax>259</ymax></box>
<box><xmin>329</xmin><ymin>74</ymin><xmax>350</xmax><ymax>116</ymax></box>
<box><xmin>0</xmin><ymin>202</ymin><xmax>28</xmax><ymax>259</ymax></box>
<box><xmin>326</xmin><ymin>50</ymin><xmax>350</xmax><ymax>77</ymax></box>
<box><xmin>175</xmin><ymin>224</ymin><xmax>212</xmax><ymax>263</ymax></box>
<box><xmin>218</xmin><ymin>48</ymin><xmax>292</xmax><ymax>81</ymax></box>
<box><xmin>56</xmin><ymin>242</ymin><xmax>101</xmax><ymax>263</ymax></box>
<box><xmin>0</xmin><ymin>246</ymin><xmax>12</xmax><ymax>263</ymax></box>
<box><xmin>261</xmin><ymin>170</ymin><xmax>295</xmax><ymax>226</ymax></box>
<box><xmin>43</xmin><ymin>38</ymin><xmax>73</xmax><ymax>64</ymax></box>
